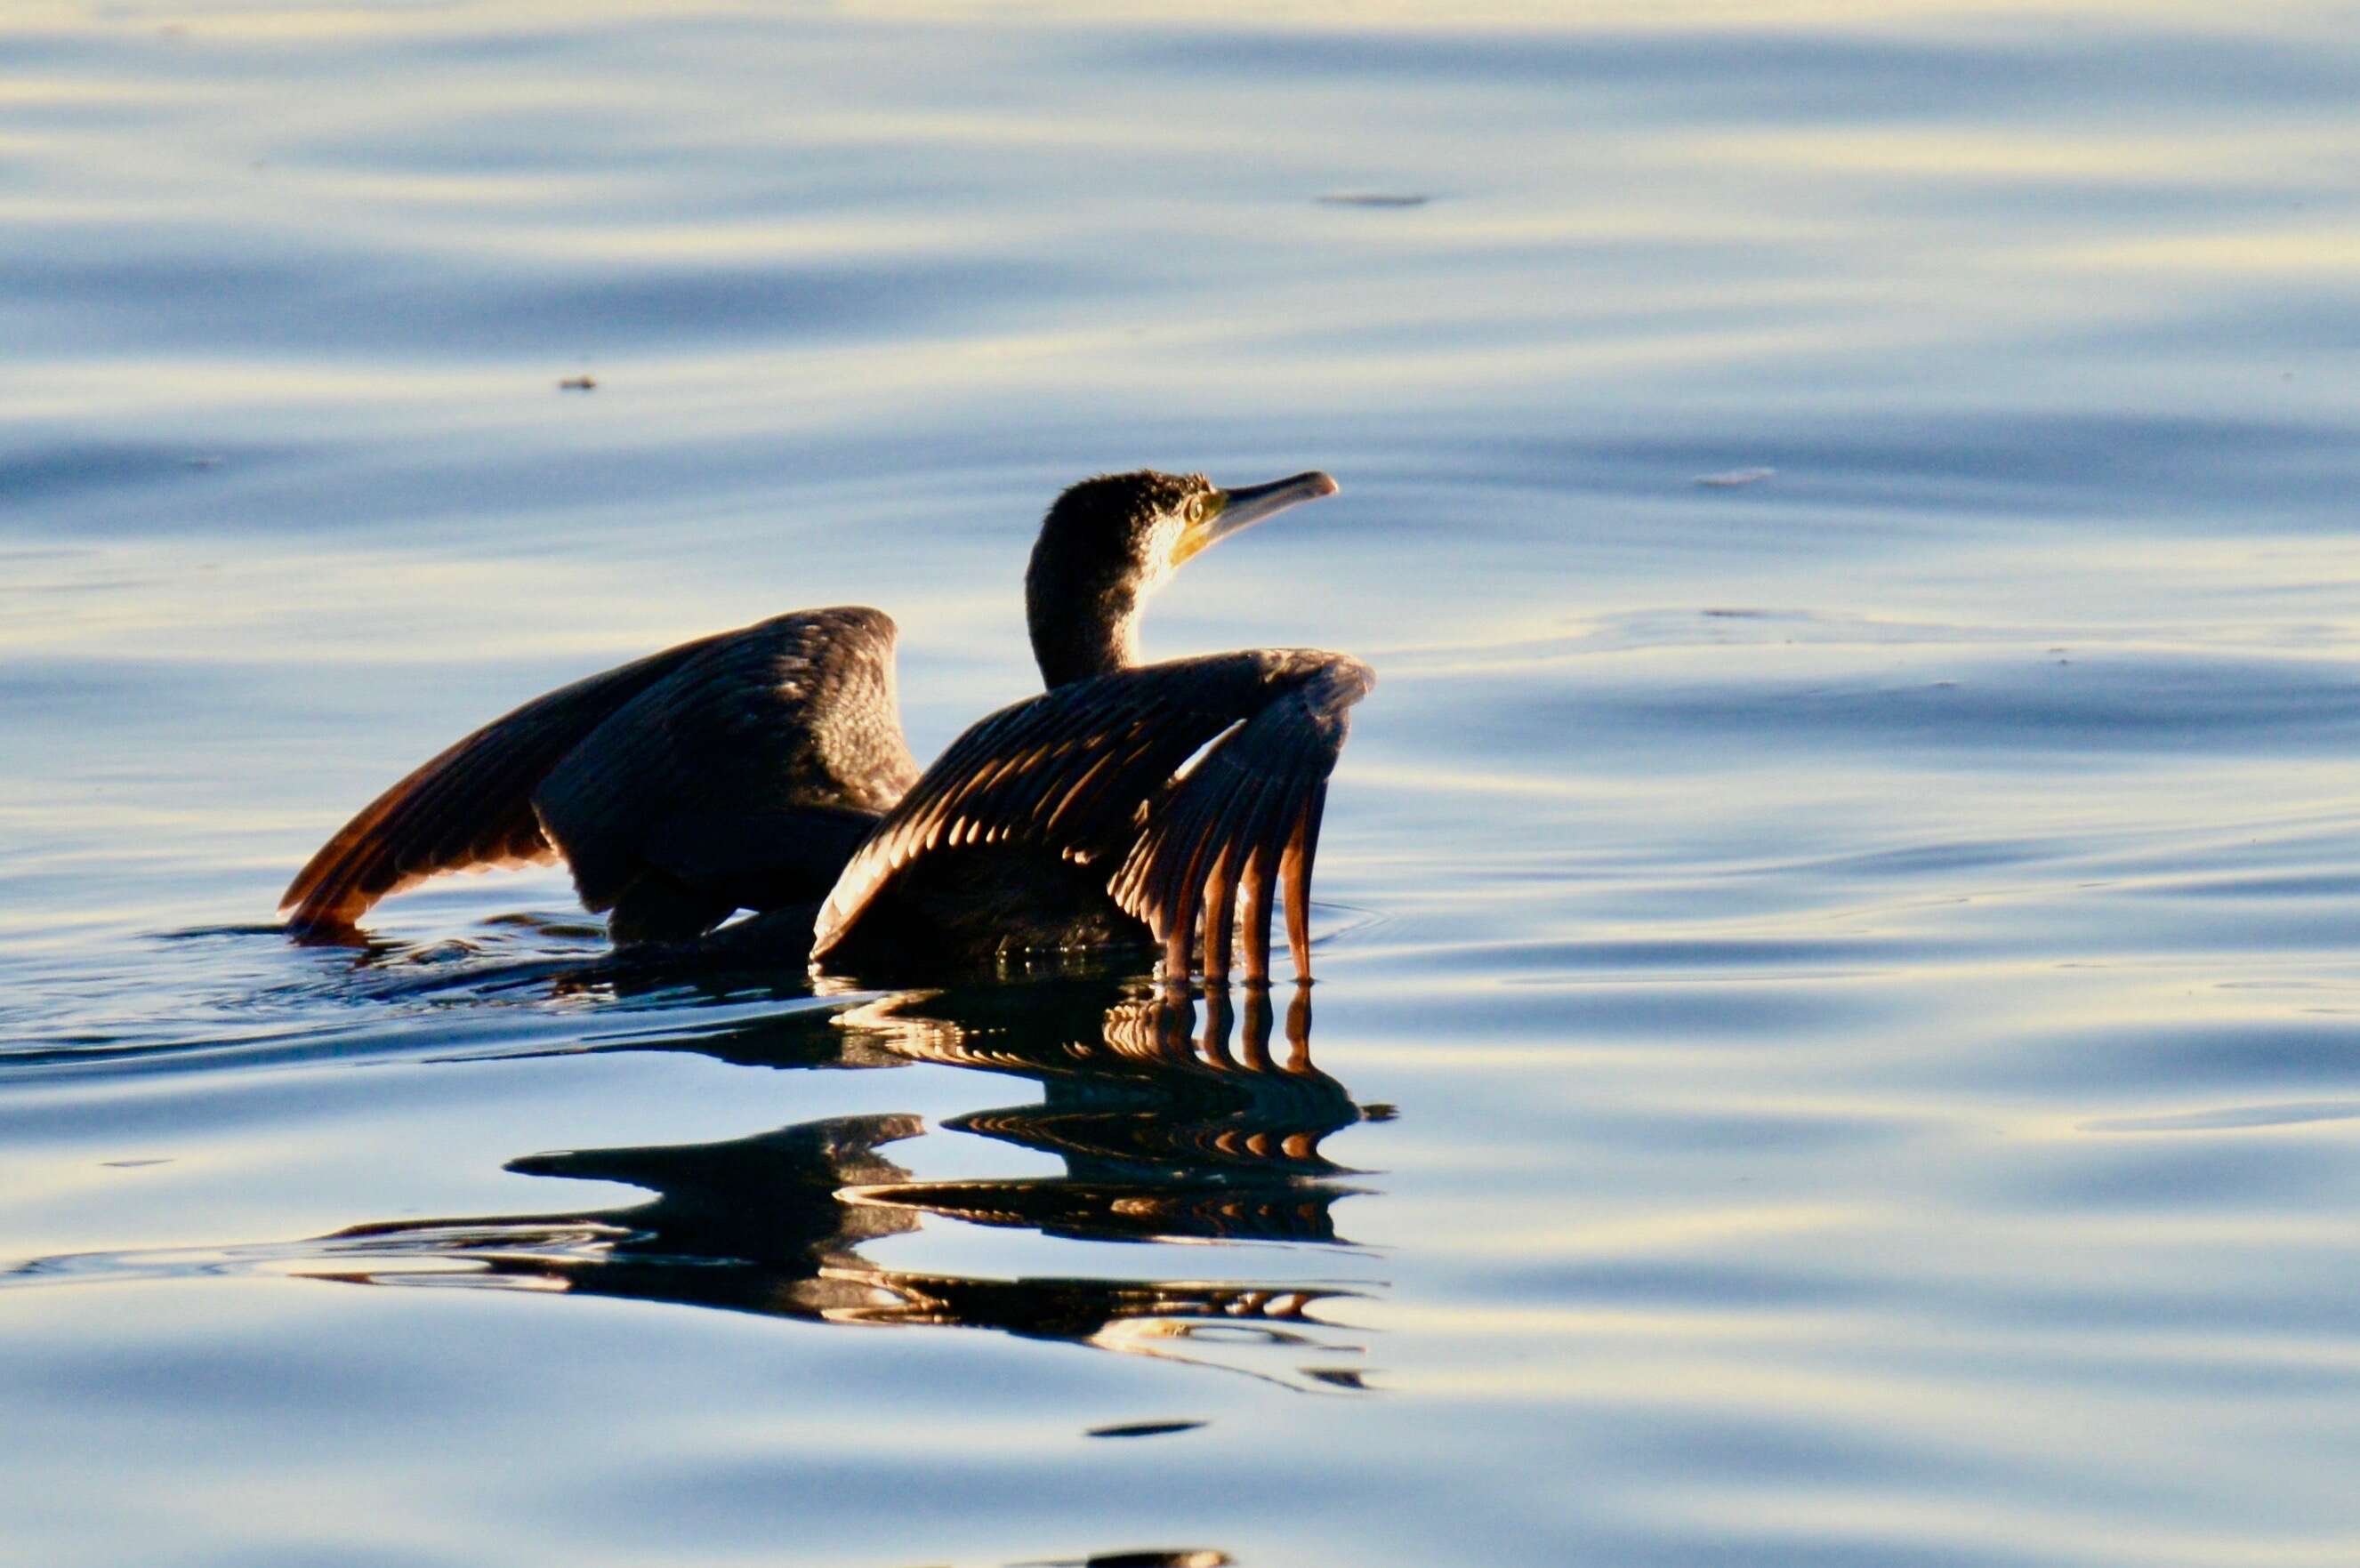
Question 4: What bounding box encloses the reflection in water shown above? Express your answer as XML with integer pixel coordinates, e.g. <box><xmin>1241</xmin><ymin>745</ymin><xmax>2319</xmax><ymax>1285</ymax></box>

<box><xmin>834</xmin><ymin>985</ymin><xmax>1367</xmax><ymax>1245</ymax></box>
<box><xmin>19</xmin><ymin>985</ymin><xmax>1381</xmax><ymax>1390</ymax></box>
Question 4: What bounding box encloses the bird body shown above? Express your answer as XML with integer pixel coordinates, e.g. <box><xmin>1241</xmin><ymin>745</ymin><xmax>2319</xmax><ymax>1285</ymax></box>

<box><xmin>282</xmin><ymin>470</ymin><xmax>1368</xmax><ymax>982</ymax></box>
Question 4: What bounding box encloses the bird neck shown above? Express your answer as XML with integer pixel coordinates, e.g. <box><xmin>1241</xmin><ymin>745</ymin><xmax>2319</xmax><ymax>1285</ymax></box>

<box><xmin>1027</xmin><ymin>579</ymin><xmax>1141</xmax><ymax>688</ymax></box>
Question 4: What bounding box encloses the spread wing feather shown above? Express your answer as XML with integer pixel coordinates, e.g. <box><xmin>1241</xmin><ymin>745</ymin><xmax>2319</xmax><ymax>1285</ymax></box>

<box><xmin>1112</xmin><ymin>659</ymin><xmax>1367</xmax><ymax>981</ymax></box>
<box><xmin>279</xmin><ymin>630</ymin><xmax>741</xmax><ymax>933</ymax></box>
<box><xmin>812</xmin><ymin>650</ymin><xmax>1371</xmax><ymax>980</ymax></box>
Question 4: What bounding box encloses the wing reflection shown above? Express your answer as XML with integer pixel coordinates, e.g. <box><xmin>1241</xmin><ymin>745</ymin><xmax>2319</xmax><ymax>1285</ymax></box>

<box><xmin>310</xmin><ymin>984</ymin><xmax>1381</xmax><ymax>1388</ymax></box>
<box><xmin>835</xmin><ymin>985</ymin><xmax>1365</xmax><ymax>1246</ymax></box>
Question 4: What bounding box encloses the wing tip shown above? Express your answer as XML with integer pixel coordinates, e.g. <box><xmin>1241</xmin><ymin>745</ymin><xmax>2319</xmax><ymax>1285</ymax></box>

<box><xmin>283</xmin><ymin>910</ymin><xmax>366</xmax><ymax>945</ymax></box>
<box><xmin>278</xmin><ymin>874</ymin><xmax>369</xmax><ymax>940</ymax></box>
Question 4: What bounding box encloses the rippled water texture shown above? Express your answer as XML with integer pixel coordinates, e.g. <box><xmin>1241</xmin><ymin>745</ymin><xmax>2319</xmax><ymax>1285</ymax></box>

<box><xmin>7</xmin><ymin>4</ymin><xmax>2360</xmax><ymax>1564</ymax></box>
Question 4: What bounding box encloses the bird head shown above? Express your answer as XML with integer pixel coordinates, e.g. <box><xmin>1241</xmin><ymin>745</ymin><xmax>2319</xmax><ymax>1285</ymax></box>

<box><xmin>1026</xmin><ymin>468</ymin><xmax>1340</xmax><ymax>687</ymax></box>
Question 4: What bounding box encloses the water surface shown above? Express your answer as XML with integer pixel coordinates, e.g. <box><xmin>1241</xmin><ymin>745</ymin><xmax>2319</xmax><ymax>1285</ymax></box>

<box><xmin>6</xmin><ymin>4</ymin><xmax>2360</xmax><ymax>1564</ymax></box>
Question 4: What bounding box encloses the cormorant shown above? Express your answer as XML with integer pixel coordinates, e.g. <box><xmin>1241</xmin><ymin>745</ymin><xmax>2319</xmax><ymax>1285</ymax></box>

<box><xmin>281</xmin><ymin>469</ymin><xmax>1372</xmax><ymax>983</ymax></box>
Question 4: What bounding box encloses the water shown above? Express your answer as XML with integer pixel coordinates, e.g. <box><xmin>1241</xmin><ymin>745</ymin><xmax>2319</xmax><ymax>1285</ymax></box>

<box><xmin>7</xmin><ymin>4</ymin><xmax>2360</xmax><ymax>1564</ymax></box>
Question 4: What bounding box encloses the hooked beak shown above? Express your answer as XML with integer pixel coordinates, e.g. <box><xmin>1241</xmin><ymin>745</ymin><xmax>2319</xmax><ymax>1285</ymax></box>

<box><xmin>1172</xmin><ymin>470</ymin><xmax>1340</xmax><ymax>567</ymax></box>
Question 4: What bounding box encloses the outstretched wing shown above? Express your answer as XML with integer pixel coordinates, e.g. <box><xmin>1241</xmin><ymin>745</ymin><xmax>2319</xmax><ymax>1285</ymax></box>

<box><xmin>811</xmin><ymin>649</ymin><xmax>1371</xmax><ymax>981</ymax></box>
<box><xmin>281</xmin><ymin>632</ymin><xmax>737</xmax><ymax>933</ymax></box>
<box><xmin>282</xmin><ymin>608</ymin><xmax>916</xmax><ymax>936</ymax></box>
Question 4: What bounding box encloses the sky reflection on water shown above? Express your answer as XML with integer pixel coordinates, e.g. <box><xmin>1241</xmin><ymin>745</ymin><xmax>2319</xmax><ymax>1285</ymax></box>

<box><xmin>4</xmin><ymin>3</ymin><xmax>2360</xmax><ymax>1565</ymax></box>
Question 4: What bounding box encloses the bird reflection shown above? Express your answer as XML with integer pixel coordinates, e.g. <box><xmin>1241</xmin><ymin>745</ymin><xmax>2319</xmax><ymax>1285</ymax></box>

<box><xmin>306</xmin><ymin>984</ymin><xmax>1381</xmax><ymax>1388</ymax></box>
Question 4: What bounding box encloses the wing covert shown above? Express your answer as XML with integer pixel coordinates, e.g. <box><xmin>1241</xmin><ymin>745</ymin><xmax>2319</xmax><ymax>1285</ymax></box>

<box><xmin>532</xmin><ymin>607</ymin><xmax>916</xmax><ymax>917</ymax></box>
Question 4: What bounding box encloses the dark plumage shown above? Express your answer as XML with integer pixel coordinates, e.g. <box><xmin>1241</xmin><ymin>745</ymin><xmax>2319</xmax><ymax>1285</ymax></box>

<box><xmin>281</xmin><ymin>469</ymin><xmax>1370</xmax><ymax>982</ymax></box>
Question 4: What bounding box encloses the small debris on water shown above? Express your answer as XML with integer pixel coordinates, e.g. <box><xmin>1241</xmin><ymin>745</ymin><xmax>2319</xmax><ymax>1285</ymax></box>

<box><xmin>1694</xmin><ymin>466</ymin><xmax>1775</xmax><ymax>487</ymax></box>
<box><xmin>558</xmin><ymin>375</ymin><xmax>597</xmax><ymax>391</ymax></box>
<box><xmin>1009</xmin><ymin>1553</ymin><xmax>1231</xmax><ymax>1568</ymax></box>
<box><xmin>1318</xmin><ymin>192</ymin><xmax>1430</xmax><ymax>207</ymax></box>
<box><xmin>1086</xmin><ymin>1419</ymin><xmax>1207</xmax><ymax>1440</ymax></box>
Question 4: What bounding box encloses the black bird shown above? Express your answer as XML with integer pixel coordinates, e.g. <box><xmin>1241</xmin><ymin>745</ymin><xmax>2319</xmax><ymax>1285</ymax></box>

<box><xmin>281</xmin><ymin>470</ymin><xmax>1372</xmax><ymax>982</ymax></box>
